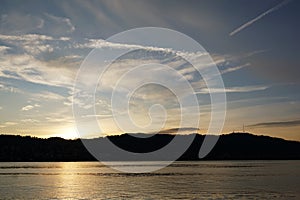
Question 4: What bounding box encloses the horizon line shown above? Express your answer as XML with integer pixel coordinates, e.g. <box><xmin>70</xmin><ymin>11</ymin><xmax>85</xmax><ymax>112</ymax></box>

<box><xmin>1</xmin><ymin>131</ymin><xmax>298</xmax><ymax>142</ymax></box>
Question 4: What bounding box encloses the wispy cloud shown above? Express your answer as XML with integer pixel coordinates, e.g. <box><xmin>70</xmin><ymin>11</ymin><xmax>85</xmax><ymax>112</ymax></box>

<box><xmin>196</xmin><ymin>85</ymin><xmax>269</xmax><ymax>94</ymax></box>
<box><xmin>248</xmin><ymin>120</ymin><xmax>300</xmax><ymax>128</ymax></box>
<box><xmin>0</xmin><ymin>54</ymin><xmax>74</xmax><ymax>89</ymax></box>
<box><xmin>4</xmin><ymin>121</ymin><xmax>18</xmax><ymax>126</ymax></box>
<box><xmin>30</xmin><ymin>91</ymin><xmax>65</xmax><ymax>101</ymax></box>
<box><xmin>0</xmin><ymin>82</ymin><xmax>22</xmax><ymax>93</ymax></box>
<box><xmin>0</xmin><ymin>12</ymin><xmax>44</xmax><ymax>35</ymax></box>
<box><xmin>230</xmin><ymin>0</ymin><xmax>292</xmax><ymax>36</ymax></box>
<box><xmin>44</xmin><ymin>13</ymin><xmax>75</xmax><ymax>33</ymax></box>
<box><xmin>220</xmin><ymin>63</ymin><xmax>250</xmax><ymax>74</ymax></box>
<box><xmin>0</xmin><ymin>45</ymin><xmax>11</xmax><ymax>53</ymax></box>
<box><xmin>0</xmin><ymin>11</ymin><xmax>75</xmax><ymax>36</ymax></box>
<box><xmin>0</xmin><ymin>121</ymin><xmax>17</xmax><ymax>128</ymax></box>
<box><xmin>0</xmin><ymin>34</ymin><xmax>54</xmax><ymax>41</ymax></box>
<box><xmin>0</xmin><ymin>33</ymin><xmax>70</xmax><ymax>56</ymax></box>
<box><xmin>21</xmin><ymin>119</ymin><xmax>40</xmax><ymax>123</ymax></box>
<box><xmin>21</xmin><ymin>104</ymin><xmax>40</xmax><ymax>111</ymax></box>
<box><xmin>75</xmin><ymin>38</ymin><xmax>207</xmax><ymax>58</ymax></box>
<box><xmin>158</xmin><ymin>127</ymin><xmax>201</xmax><ymax>134</ymax></box>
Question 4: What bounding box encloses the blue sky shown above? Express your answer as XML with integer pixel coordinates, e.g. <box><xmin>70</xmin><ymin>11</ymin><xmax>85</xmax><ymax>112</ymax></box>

<box><xmin>0</xmin><ymin>0</ymin><xmax>299</xmax><ymax>140</ymax></box>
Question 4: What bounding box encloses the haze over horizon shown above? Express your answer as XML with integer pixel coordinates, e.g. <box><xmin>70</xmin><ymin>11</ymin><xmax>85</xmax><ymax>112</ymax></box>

<box><xmin>0</xmin><ymin>0</ymin><xmax>300</xmax><ymax>141</ymax></box>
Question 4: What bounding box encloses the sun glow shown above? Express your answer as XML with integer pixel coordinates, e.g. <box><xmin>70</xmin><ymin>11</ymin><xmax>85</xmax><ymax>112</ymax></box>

<box><xmin>55</xmin><ymin>126</ymin><xmax>79</xmax><ymax>139</ymax></box>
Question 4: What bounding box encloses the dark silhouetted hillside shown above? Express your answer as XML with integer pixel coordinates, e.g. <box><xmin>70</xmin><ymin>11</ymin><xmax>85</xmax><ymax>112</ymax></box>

<box><xmin>0</xmin><ymin>132</ymin><xmax>299</xmax><ymax>161</ymax></box>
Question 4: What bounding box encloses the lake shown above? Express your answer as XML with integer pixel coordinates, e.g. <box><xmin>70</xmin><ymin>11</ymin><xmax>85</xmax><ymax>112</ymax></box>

<box><xmin>0</xmin><ymin>161</ymin><xmax>299</xmax><ymax>199</ymax></box>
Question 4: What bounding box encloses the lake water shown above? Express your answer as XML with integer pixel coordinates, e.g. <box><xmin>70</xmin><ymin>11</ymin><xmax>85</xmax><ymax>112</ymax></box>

<box><xmin>0</xmin><ymin>161</ymin><xmax>299</xmax><ymax>199</ymax></box>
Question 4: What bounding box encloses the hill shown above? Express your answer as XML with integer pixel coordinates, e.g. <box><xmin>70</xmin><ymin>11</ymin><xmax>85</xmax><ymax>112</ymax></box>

<box><xmin>0</xmin><ymin>132</ymin><xmax>299</xmax><ymax>161</ymax></box>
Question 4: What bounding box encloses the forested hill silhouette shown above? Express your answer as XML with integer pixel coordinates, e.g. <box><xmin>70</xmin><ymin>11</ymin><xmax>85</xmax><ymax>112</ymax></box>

<box><xmin>0</xmin><ymin>132</ymin><xmax>299</xmax><ymax>161</ymax></box>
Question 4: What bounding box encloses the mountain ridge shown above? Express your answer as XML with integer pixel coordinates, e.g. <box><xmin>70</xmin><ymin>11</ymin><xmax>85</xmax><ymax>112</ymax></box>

<box><xmin>0</xmin><ymin>132</ymin><xmax>299</xmax><ymax>161</ymax></box>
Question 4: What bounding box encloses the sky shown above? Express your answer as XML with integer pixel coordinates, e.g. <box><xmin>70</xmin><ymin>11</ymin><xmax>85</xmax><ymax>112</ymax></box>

<box><xmin>0</xmin><ymin>0</ymin><xmax>299</xmax><ymax>140</ymax></box>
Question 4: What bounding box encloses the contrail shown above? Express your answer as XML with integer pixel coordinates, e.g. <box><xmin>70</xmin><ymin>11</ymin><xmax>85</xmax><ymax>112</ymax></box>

<box><xmin>230</xmin><ymin>0</ymin><xmax>292</xmax><ymax>36</ymax></box>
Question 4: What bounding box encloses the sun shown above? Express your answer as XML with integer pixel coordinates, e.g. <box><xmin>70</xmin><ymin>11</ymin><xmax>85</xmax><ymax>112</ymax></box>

<box><xmin>59</xmin><ymin>126</ymin><xmax>79</xmax><ymax>139</ymax></box>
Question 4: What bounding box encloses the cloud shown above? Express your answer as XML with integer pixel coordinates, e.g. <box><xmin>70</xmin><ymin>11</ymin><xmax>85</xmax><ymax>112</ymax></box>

<box><xmin>81</xmin><ymin>114</ymin><xmax>113</xmax><ymax>119</ymax></box>
<box><xmin>75</xmin><ymin>38</ymin><xmax>179</xmax><ymax>54</ymax></box>
<box><xmin>75</xmin><ymin>38</ymin><xmax>209</xmax><ymax>62</ymax></box>
<box><xmin>30</xmin><ymin>91</ymin><xmax>66</xmax><ymax>101</ymax></box>
<box><xmin>0</xmin><ymin>82</ymin><xmax>22</xmax><ymax>93</ymax></box>
<box><xmin>211</xmin><ymin>51</ymin><xmax>263</xmax><ymax>76</ymax></box>
<box><xmin>0</xmin><ymin>11</ymin><xmax>75</xmax><ymax>36</ymax></box>
<box><xmin>21</xmin><ymin>119</ymin><xmax>40</xmax><ymax>123</ymax></box>
<box><xmin>0</xmin><ymin>12</ymin><xmax>44</xmax><ymax>34</ymax></box>
<box><xmin>0</xmin><ymin>53</ymin><xmax>76</xmax><ymax>89</ymax></box>
<box><xmin>196</xmin><ymin>85</ymin><xmax>269</xmax><ymax>94</ymax></box>
<box><xmin>230</xmin><ymin>0</ymin><xmax>293</xmax><ymax>36</ymax></box>
<box><xmin>0</xmin><ymin>33</ymin><xmax>71</xmax><ymax>57</ymax></box>
<box><xmin>244</xmin><ymin>49</ymin><xmax>269</xmax><ymax>58</ymax></box>
<box><xmin>0</xmin><ymin>121</ymin><xmax>18</xmax><ymax>129</ymax></box>
<box><xmin>21</xmin><ymin>105</ymin><xmax>34</xmax><ymax>111</ymax></box>
<box><xmin>4</xmin><ymin>121</ymin><xmax>18</xmax><ymax>126</ymax></box>
<box><xmin>70</xmin><ymin>0</ymin><xmax>223</xmax><ymax>37</ymax></box>
<box><xmin>248</xmin><ymin>120</ymin><xmax>300</xmax><ymax>128</ymax></box>
<box><xmin>44</xmin><ymin>13</ymin><xmax>75</xmax><ymax>34</ymax></box>
<box><xmin>0</xmin><ymin>106</ymin><xmax>2</xmax><ymax>110</ymax></box>
<box><xmin>21</xmin><ymin>104</ymin><xmax>40</xmax><ymax>111</ymax></box>
<box><xmin>158</xmin><ymin>127</ymin><xmax>201</xmax><ymax>134</ymax></box>
<box><xmin>45</xmin><ymin>116</ymin><xmax>73</xmax><ymax>124</ymax></box>
<box><xmin>220</xmin><ymin>63</ymin><xmax>250</xmax><ymax>74</ymax></box>
<box><xmin>0</xmin><ymin>33</ymin><xmax>55</xmax><ymax>56</ymax></box>
<box><xmin>0</xmin><ymin>45</ymin><xmax>11</xmax><ymax>53</ymax></box>
<box><xmin>0</xmin><ymin>34</ymin><xmax>54</xmax><ymax>41</ymax></box>
<box><xmin>73</xmin><ymin>41</ymin><xmax>211</xmax><ymax>95</ymax></box>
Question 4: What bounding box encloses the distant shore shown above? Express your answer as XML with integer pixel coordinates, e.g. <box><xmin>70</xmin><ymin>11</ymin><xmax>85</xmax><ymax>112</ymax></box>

<box><xmin>0</xmin><ymin>132</ymin><xmax>299</xmax><ymax>162</ymax></box>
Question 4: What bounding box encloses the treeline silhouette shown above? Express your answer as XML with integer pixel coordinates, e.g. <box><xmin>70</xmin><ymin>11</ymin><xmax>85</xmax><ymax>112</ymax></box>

<box><xmin>0</xmin><ymin>132</ymin><xmax>299</xmax><ymax>161</ymax></box>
